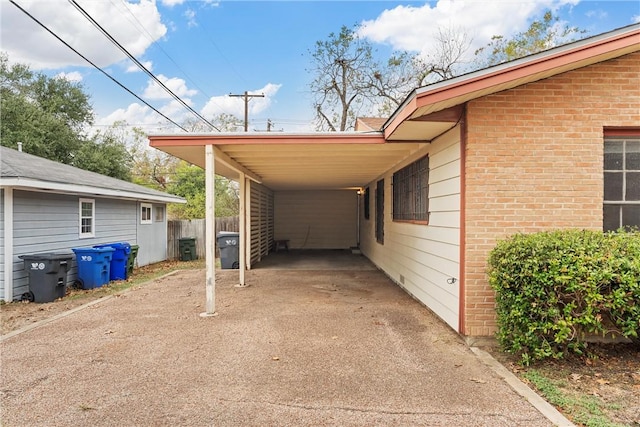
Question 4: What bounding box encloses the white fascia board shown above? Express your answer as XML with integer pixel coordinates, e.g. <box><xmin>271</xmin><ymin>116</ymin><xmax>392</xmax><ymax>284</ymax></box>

<box><xmin>1</xmin><ymin>178</ymin><xmax>186</xmax><ymax>204</ymax></box>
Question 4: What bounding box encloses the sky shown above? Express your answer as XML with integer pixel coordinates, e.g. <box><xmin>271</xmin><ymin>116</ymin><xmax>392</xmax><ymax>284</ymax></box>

<box><xmin>1</xmin><ymin>0</ymin><xmax>639</xmax><ymax>134</ymax></box>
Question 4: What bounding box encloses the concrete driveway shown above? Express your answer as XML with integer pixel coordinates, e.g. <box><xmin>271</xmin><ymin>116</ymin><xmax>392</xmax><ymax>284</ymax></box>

<box><xmin>1</xmin><ymin>253</ymin><xmax>559</xmax><ymax>426</ymax></box>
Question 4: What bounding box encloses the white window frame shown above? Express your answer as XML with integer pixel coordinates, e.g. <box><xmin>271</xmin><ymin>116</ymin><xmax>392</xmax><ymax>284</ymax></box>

<box><xmin>79</xmin><ymin>198</ymin><xmax>95</xmax><ymax>238</ymax></box>
<box><xmin>141</xmin><ymin>203</ymin><xmax>153</xmax><ymax>224</ymax></box>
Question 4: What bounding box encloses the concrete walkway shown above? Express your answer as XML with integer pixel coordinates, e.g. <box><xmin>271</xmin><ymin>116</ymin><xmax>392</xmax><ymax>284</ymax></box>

<box><xmin>1</xmin><ymin>262</ymin><xmax>559</xmax><ymax>426</ymax></box>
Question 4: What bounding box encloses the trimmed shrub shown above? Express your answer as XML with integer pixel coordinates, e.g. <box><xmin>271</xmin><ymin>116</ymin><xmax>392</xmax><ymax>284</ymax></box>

<box><xmin>488</xmin><ymin>229</ymin><xmax>640</xmax><ymax>365</ymax></box>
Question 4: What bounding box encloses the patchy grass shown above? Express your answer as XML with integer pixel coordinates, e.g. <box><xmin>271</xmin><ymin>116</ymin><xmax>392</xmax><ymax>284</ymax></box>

<box><xmin>490</xmin><ymin>343</ymin><xmax>640</xmax><ymax>427</ymax></box>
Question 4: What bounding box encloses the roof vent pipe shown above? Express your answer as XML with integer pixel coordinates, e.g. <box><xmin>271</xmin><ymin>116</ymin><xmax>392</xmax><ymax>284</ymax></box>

<box><xmin>17</xmin><ymin>142</ymin><xmax>23</xmax><ymax>152</ymax></box>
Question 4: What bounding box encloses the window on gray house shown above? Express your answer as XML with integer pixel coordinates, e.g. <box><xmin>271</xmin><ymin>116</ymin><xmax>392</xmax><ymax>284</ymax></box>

<box><xmin>79</xmin><ymin>198</ymin><xmax>95</xmax><ymax>238</ymax></box>
<box><xmin>141</xmin><ymin>203</ymin><xmax>152</xmax><ymax>224</ymax></box>
<box><xmin>393</xmin><ymin>156</ymin><xmax>429</xmax><ymax>222</ymax></box>
<box><xmin>155</xmin><ymin>206</ymin><xmax>165</xmax><ymax>222</ymax></box>
<box><xmin>604</xmin><ymin>137</ymin><xmax>640</xmax><ymax>231</ymax></box>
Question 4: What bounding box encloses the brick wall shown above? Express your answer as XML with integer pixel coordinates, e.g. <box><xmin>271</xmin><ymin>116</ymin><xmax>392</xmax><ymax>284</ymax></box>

<box><xmin>463</xmin><ymin>52</ymin><xmax>640</xmax><ymax>337</ymax></box>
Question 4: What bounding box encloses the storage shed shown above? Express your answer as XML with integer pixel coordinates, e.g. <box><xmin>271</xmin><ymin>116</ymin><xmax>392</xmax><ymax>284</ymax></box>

<box><xmin>0</xmin><ymin>146</ymin><xmax>185</xmax><ymax>302</ymax></box>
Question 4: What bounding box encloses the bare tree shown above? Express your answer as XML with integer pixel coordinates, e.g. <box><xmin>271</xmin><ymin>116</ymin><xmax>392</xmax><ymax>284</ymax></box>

<box><xmin>308</xmin><ymin>24</ymin><xmax>471</xmax><ymax>130</ymax></box>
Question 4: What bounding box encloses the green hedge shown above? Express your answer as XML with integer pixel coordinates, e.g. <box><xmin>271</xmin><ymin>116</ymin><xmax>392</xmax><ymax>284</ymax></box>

<box><xmin>488</xmin><ymin>229</ymin><xmax>640</xmax><ymax>365</ymax></box>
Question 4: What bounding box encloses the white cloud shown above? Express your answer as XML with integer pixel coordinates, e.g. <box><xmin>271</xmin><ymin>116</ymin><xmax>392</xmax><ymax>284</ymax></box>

<box><xmin>0</xmin><ymin>0</ymin><xmax>166</xmax><ymax>70</ymax></box>
<box><xmin>161</xmin><ymin>0</ymin><xmax>185</xmax><ymax>6</ymax></box>
<box><xmin>142</xmin><ymin>74</ymin><xmax>198</xmax><ymax>100</ymax></box>
<box><xmin>633</xmin><ymin>15</ymin><xmax>640</xmax><ymax>24</ymax></box>
<box><xmin>201</xmin><ymin>83</ymin><xmax>282</xmax><ymax>120</ymax></box>
<box><xmin>126</xmin><ymin>60</ymin><xmax>153</xmax><ymax>73</ymax></box>
<box><xmin>184</xmin><ymin>9</ymin><xmax>197</xmax><ymax>28</ymax></box>
<box><xmin>55</xmin><ymin>71</ymin><xmax>83</xmax><ymax>82</ymax></box>
<box><xmin>357</xmin><ymin>0</ymin><xmax>580</xmax><ymax>61</ymax></box>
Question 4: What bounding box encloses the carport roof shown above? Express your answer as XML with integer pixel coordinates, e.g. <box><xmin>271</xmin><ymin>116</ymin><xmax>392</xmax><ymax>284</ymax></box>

<box><xmin>148</xmin><ymin>23</ymin><xmax>639</xmax><ymax>191</ymax></box>
<box><xmin>149</xmin><ymin>132</ymin><xmax>428</xmax><ymax>191</ymax></box>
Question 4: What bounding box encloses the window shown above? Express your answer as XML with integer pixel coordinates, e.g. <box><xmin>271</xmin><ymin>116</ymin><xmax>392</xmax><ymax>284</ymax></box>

<box><xmin>604</xmin><ymin>137</ymin><xmax>640</xmax><ymax>231</ymax></box>
<box><xmin>363</xmin><ymin>187</ymin><xmax>370</xmax><ymax>220</ymax></box>
<box><xmin>79</xmin><ymin>198</ymin><xmax>95</xmax><ymax>238</ymax></box>
<box><xmin>393</xmin><ymin>156</ymin><xmax>429</xmax><ymax>222</ymax></box>
<box><xmin>376</xmin><ymin>179</ymin><xmax>384</xmax><ymax>244</ymax></box>
<box><xmin>155</xmin><ymin>206</ymin><xmax>165</xmax><ymax>222</ymax></box>
<box><xmin>141</xmin><ymin>203</ymin><xmax>152</xmax><ymax>224</ymax></box>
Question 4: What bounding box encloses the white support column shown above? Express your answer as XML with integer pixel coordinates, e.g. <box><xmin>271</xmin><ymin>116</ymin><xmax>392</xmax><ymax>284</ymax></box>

<box><xmin>200</xmin><ymin>145</ymin><xmax>217</xmax><ymax>317</ymax></box>
<box><xmin>245</xmin><ymin>180</ymin><xmax>252</xmax><ymax>270</ymax></box>
<box><xmin>238</xmin><ymin>173</ymin><xmax>247</xmax><ymax>287</ymax></box>
<box><xmin>3</xmin><ymin>188</ymin><xmax>14</xmax><ymax>302</ymax></box>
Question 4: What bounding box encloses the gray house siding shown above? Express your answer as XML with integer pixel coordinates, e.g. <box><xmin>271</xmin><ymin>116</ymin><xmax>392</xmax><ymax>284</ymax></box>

<box><xmin>136</xmin><ymin>203</ymin><xmax>167</xmax><ymax>266</ymax></box>
<box><xmin>4</xmin><ymin>190</ymin><xmax>158</xmax><ymax>301</ymax></box>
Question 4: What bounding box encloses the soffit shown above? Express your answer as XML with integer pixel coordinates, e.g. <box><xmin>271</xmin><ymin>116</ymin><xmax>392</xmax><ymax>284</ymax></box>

<box><xmin>151</xmin><ymin>134</ymin><xmax>427</xmax><ymax>191</ymax></box>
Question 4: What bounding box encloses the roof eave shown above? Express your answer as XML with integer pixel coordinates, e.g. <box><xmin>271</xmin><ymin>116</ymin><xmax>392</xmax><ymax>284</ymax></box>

<box><xmin>1</xmin><ymin>178</ymin><xmax>187</xmax><ymax>204</ymax></box>
<box><xmin>383</xmin><ymin>23</ymin><xmax>640</xmax><ymax>139</ymax></box>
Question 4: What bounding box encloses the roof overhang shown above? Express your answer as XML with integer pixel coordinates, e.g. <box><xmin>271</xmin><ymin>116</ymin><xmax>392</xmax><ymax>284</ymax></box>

<box><xmin>150</xmin><ymin>132</ymin><xmax>428</xmax><ymax>191</ymax></box>
<box><xmin>384</xmin><ymin>23</ymin><xmax>640</xmax><ymax>141</ymax></box>
<box><xmin>1</xmin><ymin>178</ymin><xmax>187</xmax><ymax>204</ymax></box>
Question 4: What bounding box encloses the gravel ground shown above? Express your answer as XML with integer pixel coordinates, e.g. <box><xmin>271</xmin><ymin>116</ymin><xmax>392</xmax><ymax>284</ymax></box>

<box><xmin>1</xmin><ymin>267</ymin><xmax>553</xmax><ymax>426</ymax></box>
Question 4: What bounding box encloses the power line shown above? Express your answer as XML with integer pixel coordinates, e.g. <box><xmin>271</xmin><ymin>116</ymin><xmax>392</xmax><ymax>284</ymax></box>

<box><xmin>8</xmin><ymin>0</ymin><xmax>189</xmax><ymax>132</ymax></box>
<box><xmin>68</xmin><ymin>0</ymin><xmax>220</xmax><ymax>132</ymax></box>
<box><xmin>108</xmin><ymin>0</ymin><xmax>221</xmax><ymax>111</ymax></box>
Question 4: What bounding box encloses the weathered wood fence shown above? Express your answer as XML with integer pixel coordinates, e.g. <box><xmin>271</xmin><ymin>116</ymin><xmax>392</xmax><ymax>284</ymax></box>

<box><xmin>167</xmin><ymin>217</ymin><xmax>239</xmax><ymax>260</ymax></box>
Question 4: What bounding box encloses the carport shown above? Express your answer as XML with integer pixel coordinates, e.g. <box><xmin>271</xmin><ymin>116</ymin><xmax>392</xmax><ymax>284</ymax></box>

<box><xmin>149</xmin><ymin>131</ymin><xmax>435</xmax><ymax>315</ymax></box>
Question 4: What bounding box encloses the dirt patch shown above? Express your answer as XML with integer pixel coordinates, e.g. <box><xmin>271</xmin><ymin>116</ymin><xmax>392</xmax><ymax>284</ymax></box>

<box><xmin>1</xmin><ymin>260</ymin><xmax>197</xmax><ymax>335</ymax></box>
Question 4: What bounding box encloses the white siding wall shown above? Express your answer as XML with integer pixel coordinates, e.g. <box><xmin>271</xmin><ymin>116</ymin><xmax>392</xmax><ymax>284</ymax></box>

<box><xmin>360</xmin><ymin>127</ymin><xmax>461</xmax><ymax>331</ymax></box>
<box><xmin>274</xmin><ymin>190</ymin><xmax>357</xmax><ymax>249</ymax></box>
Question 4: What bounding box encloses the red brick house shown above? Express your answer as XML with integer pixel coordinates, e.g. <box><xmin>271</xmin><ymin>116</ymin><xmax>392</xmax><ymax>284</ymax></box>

<box><xmin>149</xmin><ymin>24</ymin><xmax>639</xmax><ymax>339</ymax></box>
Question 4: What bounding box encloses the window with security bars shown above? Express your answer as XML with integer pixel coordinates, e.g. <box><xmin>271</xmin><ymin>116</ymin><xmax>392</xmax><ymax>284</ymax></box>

<box><xmin>392</xmin><ymin>156</ymin><xmax>429</xmax><ymax>222</ymax></box>
<box><xmin>604</xmin><ymin>137</ymin><xmax>640</xmax><ymax>231</ymax></box>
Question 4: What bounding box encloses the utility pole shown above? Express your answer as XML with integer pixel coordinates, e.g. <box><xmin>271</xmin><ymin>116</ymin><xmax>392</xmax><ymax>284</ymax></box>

<box><xmin>229</xmin><ymin>91</ymin><xmax>264</xmax><ymax>132</ymax></box>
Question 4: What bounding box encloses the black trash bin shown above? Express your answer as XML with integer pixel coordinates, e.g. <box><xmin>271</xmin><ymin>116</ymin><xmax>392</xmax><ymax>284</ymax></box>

<box><xmin>18</xmin><ymin>252</ymin><xmax>74</xmax><ymax>303</ymax></box>
<box><xmin>178</xmin><ymin>237</ymin><xmax>197</xmax><ymax>261</ymax></box>
<box><xmin>217</xmin><ymin>232</ymin><xmax>239</xmax><ymax>269</ymax></box>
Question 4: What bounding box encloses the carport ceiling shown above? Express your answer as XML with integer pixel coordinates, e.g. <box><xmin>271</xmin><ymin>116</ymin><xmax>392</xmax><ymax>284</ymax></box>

<box><xmin>150</xmin><ymin>133</ymin><xmax>429</xmax><ymax>191</ymax></box>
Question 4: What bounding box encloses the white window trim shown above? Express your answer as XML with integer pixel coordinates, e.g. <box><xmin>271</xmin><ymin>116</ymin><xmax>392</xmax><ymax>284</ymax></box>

<box><xmin>79</xmin><ymin>198</ymin><xmax>95</xmax><ymax>238</ymax></box>
<box><xmin>141</xmin><ymin>203</ymin><xmax>153</xmax><ymax>224</ymax></box>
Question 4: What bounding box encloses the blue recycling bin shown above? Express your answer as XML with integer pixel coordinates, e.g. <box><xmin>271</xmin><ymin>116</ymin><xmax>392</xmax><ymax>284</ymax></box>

<box><xmin>93</xmin><ymin>242</ymin><xmax>131</xmax><ymax>280</ymax></box>
<box><xmin>72</xmin><ymin>247</ymin><xmax>115</xmax><ymax>289</ymax></box>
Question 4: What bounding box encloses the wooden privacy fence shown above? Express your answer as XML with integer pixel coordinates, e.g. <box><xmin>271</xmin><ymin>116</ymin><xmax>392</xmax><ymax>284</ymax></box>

<box><xmin>167</xmin><ymin>217</ymin><xmax>239</xmax><ymax>260</ymax></box>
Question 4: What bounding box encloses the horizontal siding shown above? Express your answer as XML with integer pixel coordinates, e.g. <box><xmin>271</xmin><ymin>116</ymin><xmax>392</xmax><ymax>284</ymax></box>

<box><xmin>6</xmin><ymin>190</ymin><xmax>140</xmax><ymax>301</ymax></box>
<box><xmin>274</xmin><ymin>190</ymin><xmax>357</xmax><ymax>249</ymax></box>
<box><xmin>361</xmin><ymin>126</ymin><xmax>461</xmax><ymax>331</ymax></box>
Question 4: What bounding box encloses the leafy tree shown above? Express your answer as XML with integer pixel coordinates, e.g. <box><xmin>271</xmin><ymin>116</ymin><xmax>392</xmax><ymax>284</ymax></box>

<box><xmin>474</xmin><ymin>11</ymin><xmax>586</xmax><ymax>67</ymax></box>
<box><xmin>0</xmin><ymin>53</ymin><xmax>92</xmax><ymax>163</ymax></box>
<box><xmin>73</xmin><ymin>125</ymin><xmax>134</xmax><ymax>181</ymax></box>
<box><xmin>167</xmin><ymin>161</ymin><xmax>238</xmax><ymax>219</ymax></box>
